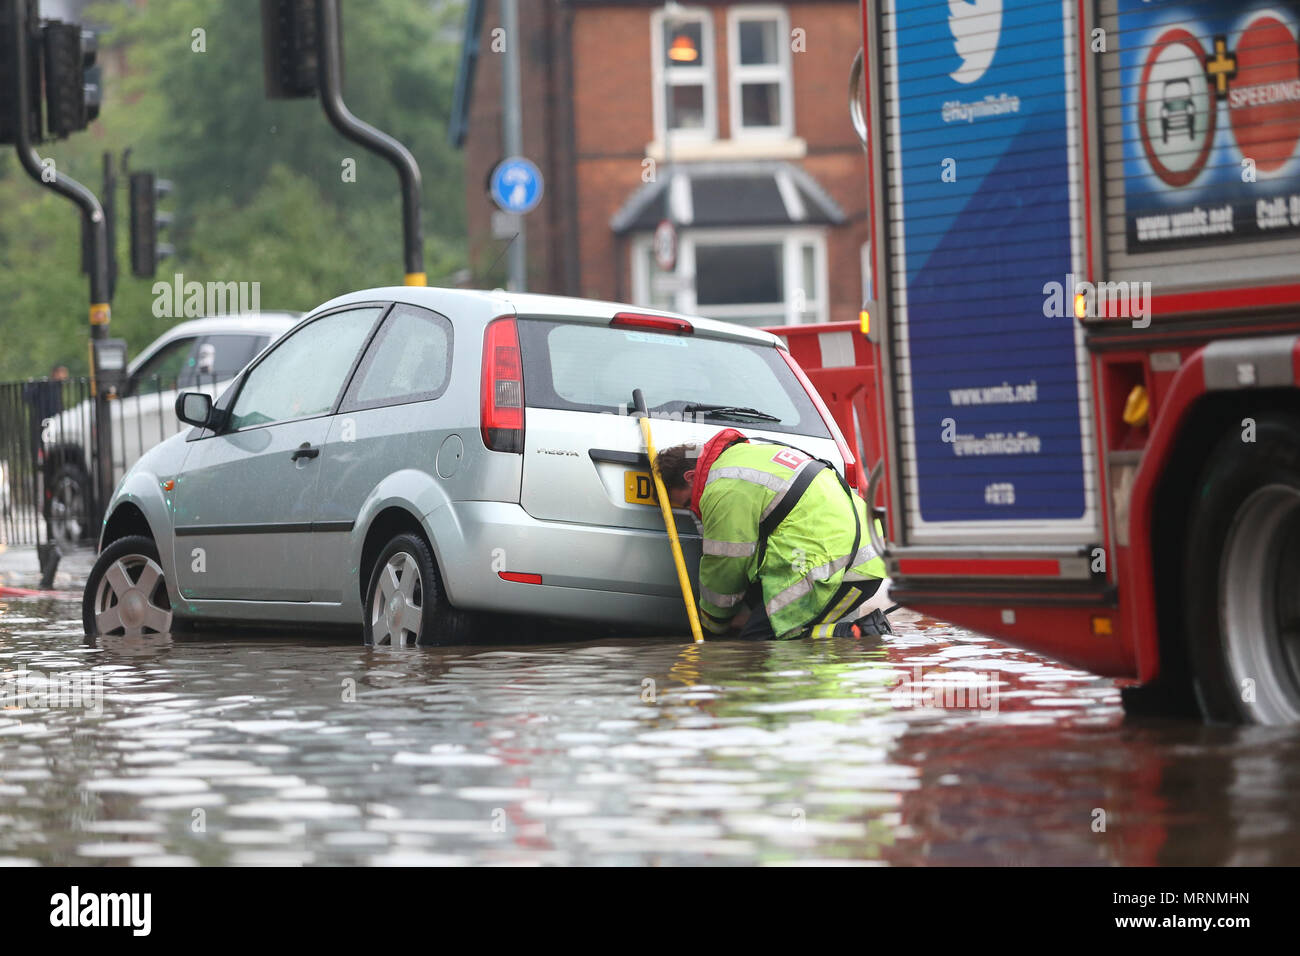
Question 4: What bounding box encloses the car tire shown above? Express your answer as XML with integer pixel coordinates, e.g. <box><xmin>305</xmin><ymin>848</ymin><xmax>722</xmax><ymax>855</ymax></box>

<box><xmin>46</xmin><ymin>462</ymin><xmax>91</xmax><ymax>543</ymax></box>
<box><xmin>1183</xmin><ymin>413</ymin><xmax>1300</xmax><ymax>724</ymax></box>
<box><xmin>363</xmin><ymin>533</ymin><xmax>472</xmax><ymax>647</ymax></box>
<box><xmin>83</xmin><ymin>535</ymin><xmax>174</xmax><ymax>637</ymax></box>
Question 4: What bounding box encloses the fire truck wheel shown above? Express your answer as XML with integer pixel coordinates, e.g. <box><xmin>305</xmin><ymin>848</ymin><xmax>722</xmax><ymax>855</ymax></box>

<box><xmin>1184</xmin><ymin>413</ymin><xmax>1300</xmax><ymax>724</ymax></box>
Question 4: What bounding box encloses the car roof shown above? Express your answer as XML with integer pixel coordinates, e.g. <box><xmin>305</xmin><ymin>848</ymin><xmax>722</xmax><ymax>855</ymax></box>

<box><xmin>154</xmin><ymin>312</ymin><xmax>301</xmax><ymax>337</ymax></box>
<box><xmin>314</xmin><ymin>287</ymin><xmax>784</xmax><ymax>347</ymax></box>
<box><xmin>127</xmin><ymin>312</ymin><xmax>301</xmax><ymax>374</ymax></box>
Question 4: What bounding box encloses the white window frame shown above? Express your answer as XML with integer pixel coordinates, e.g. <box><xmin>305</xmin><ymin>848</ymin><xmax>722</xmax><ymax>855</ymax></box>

<box><xmin>631</xmin><ymin>226</ymin><xmax>828</xmax><ymax>327</ymax></box>
<box><xmin>727</xmin><ymin>5</ymin><xmax>794</xmax><ymax>139</ymax></box>
<box><xmin>651</xmin><ymin>7</ymin><xmax>717</xmax><ymax>146</ymax></box>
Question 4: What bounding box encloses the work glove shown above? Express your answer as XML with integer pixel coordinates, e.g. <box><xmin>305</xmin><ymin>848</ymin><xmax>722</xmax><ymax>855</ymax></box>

<box><xmin>824</xmin><ymin>609</ymin><xmax>894</xmax><ymax>639</ymax></box>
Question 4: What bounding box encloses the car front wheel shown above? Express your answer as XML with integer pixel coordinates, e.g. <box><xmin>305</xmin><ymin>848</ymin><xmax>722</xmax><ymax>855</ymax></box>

<box><xmin>83</xmin><ymin>535</ymin><xmax>174</xmax><ymax>637</ymax></box>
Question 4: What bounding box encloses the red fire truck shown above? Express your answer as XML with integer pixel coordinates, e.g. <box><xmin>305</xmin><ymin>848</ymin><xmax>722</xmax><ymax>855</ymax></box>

<box><xmin>789</xmin><ymin>0</ymin><xmax>1300</xmax><ymax>724</ymax></box>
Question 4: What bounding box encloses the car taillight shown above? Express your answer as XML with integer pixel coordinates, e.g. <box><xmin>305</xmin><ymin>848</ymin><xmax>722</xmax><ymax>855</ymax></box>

<box><xmin>777</xmin><ymin>347</ymin><xmax>863</xmax><ymax>492</ymax></box>
<box><xmin>610</xmin><ymin>312</ymin><xmax>693</xmax><ymax>335</ymax></box>
<box><xmin>481</xmin><ymin>316</ymin><xmax>524</xmax><ymax>453</ymax></box>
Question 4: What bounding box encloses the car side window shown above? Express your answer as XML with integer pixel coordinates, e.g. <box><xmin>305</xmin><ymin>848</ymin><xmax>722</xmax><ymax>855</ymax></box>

<box><xmin>130</xmin><ymin>337</ymin><xmax>198</xmax><ymax>396</ymax></box>
<box><xmin>342</xmin><ymin>304</ymin><xmax>453</xmax><ymax>411</ymax></box>
<box><xmin>178</xmin><ymin>334</ymin><xmax>269</xmax><ymax>389</ymax></box>
<box><xmin>228</xmin><ymin>308</ymin><xmax>382</xmax><ymax>431</ymax></box>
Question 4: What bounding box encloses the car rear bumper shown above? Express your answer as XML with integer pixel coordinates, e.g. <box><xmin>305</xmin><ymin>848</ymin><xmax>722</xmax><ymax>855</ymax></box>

<box><xmin>426</xmin><ymin>500</ymin><xmax>701</xmax><ymax>628</ymax></box>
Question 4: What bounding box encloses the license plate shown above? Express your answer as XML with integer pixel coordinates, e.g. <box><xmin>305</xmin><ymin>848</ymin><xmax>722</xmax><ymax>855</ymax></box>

<box><xmin>624</xmin><ymin>470</ymin><xmax>659</xmax><ymax>505</ymax></box>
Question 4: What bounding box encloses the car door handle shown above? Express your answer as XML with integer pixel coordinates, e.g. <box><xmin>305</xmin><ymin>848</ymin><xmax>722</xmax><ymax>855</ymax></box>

<box><xmin>291</xmin><ymin>443</ymin><xmax>320</xmax><ymax>461</ymax></box>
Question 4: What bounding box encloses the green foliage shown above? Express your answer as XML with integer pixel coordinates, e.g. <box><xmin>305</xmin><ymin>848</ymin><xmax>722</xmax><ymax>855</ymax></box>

<box><xmin>0</xmin><ymin>0</ymin><xmax>467</xmax><ymax>380</ymax></box>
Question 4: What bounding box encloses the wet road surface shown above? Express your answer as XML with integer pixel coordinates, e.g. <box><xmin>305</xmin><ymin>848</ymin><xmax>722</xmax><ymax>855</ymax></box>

<box><xmin>2</xmin><ymin>596</ymin><xmax>1299</xmax><ymax>865</ymax></box>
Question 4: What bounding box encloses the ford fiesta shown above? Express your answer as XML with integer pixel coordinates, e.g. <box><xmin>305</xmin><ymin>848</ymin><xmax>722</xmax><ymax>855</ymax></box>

<box><xmin>83</xmin><ymin>287</ymin><xmax>862</xmax><ymax>645</ymax></box>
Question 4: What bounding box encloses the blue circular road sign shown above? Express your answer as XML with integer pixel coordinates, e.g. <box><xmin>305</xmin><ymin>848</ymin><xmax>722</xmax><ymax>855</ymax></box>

<box><xmin>490</xmin><ymin>157</ymin><xmax>544</xmax><ymax>214</ymax></box>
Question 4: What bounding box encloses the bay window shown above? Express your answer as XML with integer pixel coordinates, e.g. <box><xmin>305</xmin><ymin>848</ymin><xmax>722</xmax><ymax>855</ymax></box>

<box><xmin>633</xmin><ymin>229</ymin><xmax>828</xmax><ymax>327</ymax></box>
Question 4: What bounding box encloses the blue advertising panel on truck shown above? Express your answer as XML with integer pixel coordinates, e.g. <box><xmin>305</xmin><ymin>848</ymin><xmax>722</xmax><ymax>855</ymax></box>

<box><xmin>882</xmin><ymin>0</ymin><xmax>1097</xmax><ymax>535</ymax></box>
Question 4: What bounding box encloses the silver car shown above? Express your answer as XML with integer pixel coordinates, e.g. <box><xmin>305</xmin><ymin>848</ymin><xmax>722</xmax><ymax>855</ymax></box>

<box><xmin>83</xmin><ymin>288</ymin><xmax>859</xmax><ymax>644</ymax></box>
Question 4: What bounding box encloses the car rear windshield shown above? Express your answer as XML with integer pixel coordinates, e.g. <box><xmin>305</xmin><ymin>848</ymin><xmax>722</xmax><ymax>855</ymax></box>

<box><xmin>517</xmin><ymin>318</ymin><xmax>830</xmax><ymax>438</ymax></box>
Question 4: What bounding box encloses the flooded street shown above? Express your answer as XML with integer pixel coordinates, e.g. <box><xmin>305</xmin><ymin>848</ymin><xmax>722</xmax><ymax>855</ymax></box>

<box><xmin>2</xmin><ymin>596</ymin><xmax>1300</xmax><ymax>867</ymax></box>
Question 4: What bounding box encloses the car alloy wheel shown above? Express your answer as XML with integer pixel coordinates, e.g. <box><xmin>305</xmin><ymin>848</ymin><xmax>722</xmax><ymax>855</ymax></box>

<box><xmin>86</xmin><ymin>538</ymin><xmax>173</xmax><ymax>637</ymax></box>
<box><xmin>370</xmin><ymin>551</ymin><xmax>425</xmax><ymax>647</ymax></box>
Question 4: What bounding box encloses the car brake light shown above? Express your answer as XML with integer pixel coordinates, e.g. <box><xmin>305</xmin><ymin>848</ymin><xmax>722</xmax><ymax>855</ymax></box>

<box><xmin>610</xmin><ymin>312</ymin><xmax>693</xmax><ymax>336</ymax></box>
<box><xmin>777</xmin><ymin>347</ymin><xmax>863</xmax><ymax>492</ymax></box>
<box><xmin>481</xmin><ymin>316</ymin><xmax>524</xmax><ymax>453</ymax></box>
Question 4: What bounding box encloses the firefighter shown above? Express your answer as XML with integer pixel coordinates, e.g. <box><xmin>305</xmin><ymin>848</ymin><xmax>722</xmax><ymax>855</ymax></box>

<box><xmin>655</xmin><ymin>427</ymin><xmax>892</xmax><ymax>640</ymax></box>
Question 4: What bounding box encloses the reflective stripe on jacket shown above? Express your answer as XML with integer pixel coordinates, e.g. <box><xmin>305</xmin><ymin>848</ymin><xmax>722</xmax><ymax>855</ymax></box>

<box><xmin>696</xmin><ymin>440</ymin><xmax>887</xmax><ymax>638</ymax></box>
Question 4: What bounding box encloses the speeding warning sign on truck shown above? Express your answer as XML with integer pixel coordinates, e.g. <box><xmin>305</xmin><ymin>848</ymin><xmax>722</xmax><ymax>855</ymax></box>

<box><xmin>881</xmin><ymin>0</ymin><xmax>1095</xmax><ymax>538</ymax></box>
<box><xmin>1120</xmin><ymin>0</ymin><xmax>1300</xmax><ymax>251</ymax></box>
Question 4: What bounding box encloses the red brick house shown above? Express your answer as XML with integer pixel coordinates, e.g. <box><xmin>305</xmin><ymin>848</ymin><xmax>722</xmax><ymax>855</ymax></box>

<box><xmin>452</xmin><ymin>0</ymin><xmax>868</xmax><ymax>328</ymax></box>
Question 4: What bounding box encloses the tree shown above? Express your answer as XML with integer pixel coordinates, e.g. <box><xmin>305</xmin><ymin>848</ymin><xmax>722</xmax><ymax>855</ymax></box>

<box><xmin>0</xmin><ymin>0</ymin><xmax>467</xmax><ymax>379</ymax></box>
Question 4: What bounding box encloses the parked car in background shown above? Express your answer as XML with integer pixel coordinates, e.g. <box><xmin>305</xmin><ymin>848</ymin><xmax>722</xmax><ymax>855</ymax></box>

<box><xmin>42</xmin><ymin>313</ymin><xmax>298</xmax><ymax>541</ymax></box>
<box><xmin>83</xmin><ymin>288</ymin><xmax>866</xmax><ymax>644</ymax></box>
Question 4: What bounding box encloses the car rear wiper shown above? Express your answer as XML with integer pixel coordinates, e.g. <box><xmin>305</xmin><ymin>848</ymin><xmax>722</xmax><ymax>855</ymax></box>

<box><xmin>682</xmin><ymin>403</ymin><xmax>781</xmax><ymax>423</ymax></box>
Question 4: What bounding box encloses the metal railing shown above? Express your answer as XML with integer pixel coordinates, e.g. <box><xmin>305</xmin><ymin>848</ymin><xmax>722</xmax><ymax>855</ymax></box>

<box><xmin>0</xmin><ymin>372</ymin><xmax>222</xmax><ymax>547</ymax></box>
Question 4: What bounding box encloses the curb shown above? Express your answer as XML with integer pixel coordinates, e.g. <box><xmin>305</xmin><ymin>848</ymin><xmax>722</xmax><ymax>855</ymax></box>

<box><xmin>0</xmin><ymin>585</ymin><xmax>81</xmax><ymax>600</ymax></box>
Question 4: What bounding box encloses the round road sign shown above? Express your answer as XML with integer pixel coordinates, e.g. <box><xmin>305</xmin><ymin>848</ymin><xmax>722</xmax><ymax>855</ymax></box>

<box><xmin>490</xmin><ymin>157</ymin><xmax>544</xmax><ymax>215</ymax></box>
<box><xmin>653</xmin><ymin>219</ymin><xmax>677</xmax><ymax>272</ymax></box>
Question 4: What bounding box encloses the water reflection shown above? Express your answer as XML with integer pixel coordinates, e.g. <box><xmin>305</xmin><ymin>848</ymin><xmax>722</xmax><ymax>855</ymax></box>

<box><xmin>1</xmin><ymin>597</ymin><xmax>1299</xmax><ymax>865</ymax></box>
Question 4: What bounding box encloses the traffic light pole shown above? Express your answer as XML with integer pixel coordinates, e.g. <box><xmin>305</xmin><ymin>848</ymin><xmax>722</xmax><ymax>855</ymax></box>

<box><xmin>501</xmin><ymin>0</ymin><xmax>526</xmax><ymax>292</ymax></box>
<box><xmin>315</xmin><ymin>0</ymin><xmax>425</xmax><ymax>286</ymax></box>
<box><xmin>102</xmin><ymin>152</ymin><xmax>118</xmax><ymax>300</ymax></box>
<box><xmin>8</xmin><ymin>0</ymin><xmax>114</xmax><ymax>531</ymax></box>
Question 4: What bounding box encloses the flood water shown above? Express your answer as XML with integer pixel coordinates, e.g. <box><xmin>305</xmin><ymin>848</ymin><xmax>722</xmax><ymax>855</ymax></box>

<box><xmin>2</xmin><ymin>596</ymin><xmax>1299</xmax><ymax>866</ymax></box>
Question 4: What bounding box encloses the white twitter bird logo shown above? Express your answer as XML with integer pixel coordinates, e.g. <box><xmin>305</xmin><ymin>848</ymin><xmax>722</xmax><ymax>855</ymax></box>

<box><xmin>948</xmin><ymin>0</ymin><xmax>1002</xmax><ymax>84</ymax></box>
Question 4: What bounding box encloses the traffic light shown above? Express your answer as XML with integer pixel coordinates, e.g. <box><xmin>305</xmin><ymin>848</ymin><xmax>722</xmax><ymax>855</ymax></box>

<box><xmin>2</xmin><ymin>4</ymin><xmax>100</xmax><ymax>145</ymax></box>
<box><xmin>42</xmin><ymin>21</ymin><xmax>99</xmax><ymax>138</ymax></box>
<box><xmin>129</xmin><ymin>171</ymin><xmax>174</xmax><ymax>279</ymax></box>
<box><xmin>261</xmin><ymin>0</ymin><xmax>320</xmax><ymax>99</ymax></box>
<box><xmin>0</xmin><ymin>0</ymin><xmax>43</xmax><ymax>146</ymax></box>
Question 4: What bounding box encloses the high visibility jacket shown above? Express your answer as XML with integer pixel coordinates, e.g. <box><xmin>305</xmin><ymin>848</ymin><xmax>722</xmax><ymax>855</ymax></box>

<box><xmin>691</xmin><ymin>434</ymin><xmax>888</xmax><ymax>638</ymax></box>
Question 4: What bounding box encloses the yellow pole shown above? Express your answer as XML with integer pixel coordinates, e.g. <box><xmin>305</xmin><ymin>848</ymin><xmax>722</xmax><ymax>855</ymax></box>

<box><xmin>638</xmin><ymin>413</ymin><xmax>705</xmax><ymax>644</ymax></box>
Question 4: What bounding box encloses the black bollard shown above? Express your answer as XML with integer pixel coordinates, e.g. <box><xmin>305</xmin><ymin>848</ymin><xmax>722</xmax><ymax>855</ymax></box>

<box><xmin>37</xmin><ymin>542</ymin><xmax>62</xmax><ymax>590</ymax></box>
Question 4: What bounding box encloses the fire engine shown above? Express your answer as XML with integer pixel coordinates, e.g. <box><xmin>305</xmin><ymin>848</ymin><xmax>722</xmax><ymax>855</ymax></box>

<box><xmin>786</xmin><ymin>0</ymin><xmax>1300</xmax><ymax>724</ymax></box>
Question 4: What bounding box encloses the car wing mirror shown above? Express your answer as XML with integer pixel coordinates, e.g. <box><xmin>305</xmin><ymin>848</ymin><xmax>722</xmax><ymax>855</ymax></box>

<box><xmin>175</xmin><ymin>391</ymin><xmax>216</xmax><ymax>429</ymax></box>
